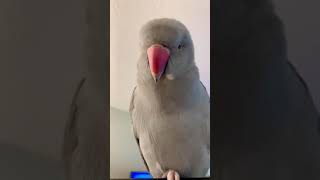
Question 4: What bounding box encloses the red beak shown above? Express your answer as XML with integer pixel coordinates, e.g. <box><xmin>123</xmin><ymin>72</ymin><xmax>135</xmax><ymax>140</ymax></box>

<box><xmin>147</xmin><ymin>44</ymin><xmax>170</xmax><ymax>82</ymax></box>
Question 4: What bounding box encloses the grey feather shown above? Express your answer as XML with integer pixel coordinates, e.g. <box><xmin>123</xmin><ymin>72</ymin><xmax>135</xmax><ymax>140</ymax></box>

<box><xmin>129</xmin><ymin>18</ymin><xmax>210</xmax><ymax>178</ymax></box>
<box><xmin>129</xmin><ymin>86</ymin><xmax>150</xmax><ymax>172</ymax></box>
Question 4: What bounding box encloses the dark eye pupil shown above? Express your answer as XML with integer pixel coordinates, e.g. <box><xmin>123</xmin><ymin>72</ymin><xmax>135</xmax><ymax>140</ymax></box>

<box><xmin>178</xmin><ymin>44</ymin><xmax>182</xmax><ymax>49</ymax></box>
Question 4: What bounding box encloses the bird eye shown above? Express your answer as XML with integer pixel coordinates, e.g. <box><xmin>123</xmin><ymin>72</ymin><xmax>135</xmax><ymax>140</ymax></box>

<box><xmin>178</xmin><ymin>44</ymin><xmax>183</xmax><ymax>50</ymax></box>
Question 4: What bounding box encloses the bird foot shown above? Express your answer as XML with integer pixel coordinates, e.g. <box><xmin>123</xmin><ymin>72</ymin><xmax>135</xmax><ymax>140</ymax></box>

<box><xmin>161</xmin><ymin>170</ymin><xmax>180</xmax><ymax>180</ymax></box>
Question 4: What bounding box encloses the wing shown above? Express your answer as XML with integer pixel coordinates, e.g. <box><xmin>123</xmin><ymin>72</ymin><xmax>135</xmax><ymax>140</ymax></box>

<box><xmin>200</xmin><ymin>81</ymin><xmax>211</xmax><ymax>103</ymax></box>
<box><xmin>129</xmin><ymin>86</ymin><xmax>150</xmax><ymax>172</ymax></box>
<box><xmin>200</xmin><ymin>81</ymin><xmax>211</xmax><ymax>154</ymax></box>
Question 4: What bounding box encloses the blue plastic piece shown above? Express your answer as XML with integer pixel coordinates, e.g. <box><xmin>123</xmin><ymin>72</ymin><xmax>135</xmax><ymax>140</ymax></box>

<box><xmin>130</xmin><ymin>171</ymin><xmax>153</xmax><ymax>179</ymax></box>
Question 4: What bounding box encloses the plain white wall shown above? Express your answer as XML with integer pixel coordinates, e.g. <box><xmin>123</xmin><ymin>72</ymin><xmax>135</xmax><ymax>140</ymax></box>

<box><xmin>110</xmin><ymin>0</ymin><xmax>210</xmax><ymax>111</ymax></box>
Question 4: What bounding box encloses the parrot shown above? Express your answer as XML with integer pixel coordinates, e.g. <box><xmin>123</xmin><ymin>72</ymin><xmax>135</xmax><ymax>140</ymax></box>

<box><xmin>213</xmin><ymin>0</ymin><xmax>320</xmax><ymax>180</ymax></box>
<box><xmin>129</xmin><ymin>18</ymin><xmax>210</xmax><ymax>180</ymax></box>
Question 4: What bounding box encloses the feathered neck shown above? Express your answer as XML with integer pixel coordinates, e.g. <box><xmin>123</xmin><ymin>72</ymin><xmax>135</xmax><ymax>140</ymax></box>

<box><xmin>137</xmin><ymin>66</ymin><xmax>201</xmax><ymax>111</ymax></box>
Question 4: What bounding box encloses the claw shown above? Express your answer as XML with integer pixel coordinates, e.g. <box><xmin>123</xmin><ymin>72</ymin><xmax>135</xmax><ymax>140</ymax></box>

<box><xmin>162</xmin><ymin>170</ymin><xmax>180</xmax><ymax>180</ymax></box>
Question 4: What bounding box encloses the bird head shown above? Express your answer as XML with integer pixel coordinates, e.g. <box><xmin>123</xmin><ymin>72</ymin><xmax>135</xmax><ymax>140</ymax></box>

<box><xmin>138</xmin><ymin>18</ymin><xmax>196</xmax><ymax>84</ymax></box>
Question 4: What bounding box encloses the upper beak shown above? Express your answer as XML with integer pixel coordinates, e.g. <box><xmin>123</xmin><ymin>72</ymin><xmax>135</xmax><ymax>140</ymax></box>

<box><xmin>147</xmin><ymin>44</ymin><xmax>170</xmax><ymax>83</ymax></box>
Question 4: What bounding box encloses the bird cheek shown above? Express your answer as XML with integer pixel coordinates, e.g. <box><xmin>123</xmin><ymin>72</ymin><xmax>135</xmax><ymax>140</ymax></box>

<box><xmin>163</xmin><ymin>63</ymin><xmax>176</xmax><ymax>80</ymax></box>
<box><xmin>166</xmin><ymin>73</ymin><xmax>175</xmax><ymax>80</ymax></box>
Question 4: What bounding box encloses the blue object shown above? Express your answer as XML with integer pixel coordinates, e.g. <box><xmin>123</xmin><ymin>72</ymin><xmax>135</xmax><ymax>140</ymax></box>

<box><xmin>130</xmin><ymin>171</ymin><xmax>153</xmax><ymax>179</ymax></box>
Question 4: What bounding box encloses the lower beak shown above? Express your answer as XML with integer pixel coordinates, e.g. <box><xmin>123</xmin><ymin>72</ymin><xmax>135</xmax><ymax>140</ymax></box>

<box><xmin>152</xmin><ymin>72</ymin><xmax>163</xmax><ymax>83</ymax></box>
<box><xmin>147</xmin><ymin>44</ymin><xmax>170</xmax><ymax>83</ymax></box>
